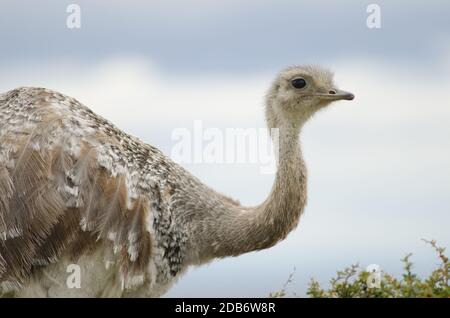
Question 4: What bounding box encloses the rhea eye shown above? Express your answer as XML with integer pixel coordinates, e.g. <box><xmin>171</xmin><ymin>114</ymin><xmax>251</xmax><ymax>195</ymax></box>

<box><xmin>291</xmin><ymin>77</ymin><xmax>307</xmax><ymax>89</ymax></box>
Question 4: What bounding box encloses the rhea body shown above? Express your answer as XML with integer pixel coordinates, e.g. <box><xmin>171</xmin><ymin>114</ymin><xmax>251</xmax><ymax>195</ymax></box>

<box><xmin>0</xmin><ymin>66</ymin><xmax>354</xmax><ymax>297</ymax></box>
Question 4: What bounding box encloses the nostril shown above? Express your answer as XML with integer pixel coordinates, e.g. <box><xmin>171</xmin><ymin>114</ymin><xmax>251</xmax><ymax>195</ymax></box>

<box><xmin>329</xmin><ymin>89</ymin><xmax>336</xmax><ymax>94</ymax></box>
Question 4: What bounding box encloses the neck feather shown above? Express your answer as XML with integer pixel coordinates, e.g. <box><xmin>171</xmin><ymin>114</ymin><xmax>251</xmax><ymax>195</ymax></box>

<box><xmin>188</xmin><ymin>116</ymin><xmax>307</xmax><ymax>262</ymax></box>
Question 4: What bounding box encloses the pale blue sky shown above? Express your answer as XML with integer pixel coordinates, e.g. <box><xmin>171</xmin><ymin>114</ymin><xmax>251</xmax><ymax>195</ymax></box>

<box><xmin>0</xmin><ymin>1</ymin><xmax>449</xmax><ymax>297</ymax></box>
<box><xmin>1</xmin><ymin>0</ymin><xmax>450</xmax><ymax>73</ymax></box>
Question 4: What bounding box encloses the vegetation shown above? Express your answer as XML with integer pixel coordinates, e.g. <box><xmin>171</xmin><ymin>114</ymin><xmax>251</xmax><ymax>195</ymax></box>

<box><xmin>271</xmin><ymin>240</ymin><xmax>449</xmax><ymax>298</ymax></box>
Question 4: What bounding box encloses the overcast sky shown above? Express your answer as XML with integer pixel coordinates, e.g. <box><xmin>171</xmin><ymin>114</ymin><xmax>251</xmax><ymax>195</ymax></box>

<box><xmin>0</xmin><ymin>1</ymin><xmax>449</xmax><ymax>297</ymax></box>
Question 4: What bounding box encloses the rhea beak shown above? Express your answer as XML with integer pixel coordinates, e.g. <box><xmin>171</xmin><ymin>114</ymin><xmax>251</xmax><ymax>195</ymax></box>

<box><xmin>327</xmin><ymin>89</ymin><xmax>355</xmax><ymax>101</ymax></box>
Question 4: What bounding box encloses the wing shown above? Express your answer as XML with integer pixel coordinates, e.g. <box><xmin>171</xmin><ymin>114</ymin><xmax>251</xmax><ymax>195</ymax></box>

<box><xmin>0</xmin><ymin>88</ymin><xmax>153</xmax><ymax>291</ymax></box>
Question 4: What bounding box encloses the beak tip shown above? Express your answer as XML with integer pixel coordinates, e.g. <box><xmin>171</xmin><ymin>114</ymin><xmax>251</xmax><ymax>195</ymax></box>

<box><xmin>333</xmin><ymin>89</ymin><xmax>355</xmax><ymax>101</ymax></box>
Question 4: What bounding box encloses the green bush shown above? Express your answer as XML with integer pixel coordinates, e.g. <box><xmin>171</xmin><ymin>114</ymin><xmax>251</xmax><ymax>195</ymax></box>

<box><xmin>307</xmin><ymin>240</ymin><xmax>449</xmax><ymax>298</ymax></box>
<box><xmin>271</xmin><ymin>240</ymin><xmax>449</xmax><ymax>298</ymax></box>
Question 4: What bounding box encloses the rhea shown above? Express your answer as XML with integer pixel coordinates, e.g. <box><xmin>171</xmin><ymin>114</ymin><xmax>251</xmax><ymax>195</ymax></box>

<box><xmin>0</xmin><ymin>65</ymin><xmax>354</xmax><ymax>297</ymax></box>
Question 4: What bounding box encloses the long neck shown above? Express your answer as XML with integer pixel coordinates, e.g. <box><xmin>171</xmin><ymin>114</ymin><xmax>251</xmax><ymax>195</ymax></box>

<box><xmin>188</xmin><ymin>119</ymin><xmax>308</xmax><ymax>262</ymax></box>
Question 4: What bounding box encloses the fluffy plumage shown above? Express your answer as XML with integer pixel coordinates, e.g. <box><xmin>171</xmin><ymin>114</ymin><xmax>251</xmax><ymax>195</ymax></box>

<box><xmin>0</xmin><ymin>87</ymin><xmax>193</xmax><ymax>296</ymax></box>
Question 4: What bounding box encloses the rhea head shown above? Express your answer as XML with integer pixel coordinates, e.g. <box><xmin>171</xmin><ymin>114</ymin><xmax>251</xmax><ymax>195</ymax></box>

<box><xmin>266</xmin><ymin>65</ymin><xmax>354</xmax><ymax>128</ymax></box>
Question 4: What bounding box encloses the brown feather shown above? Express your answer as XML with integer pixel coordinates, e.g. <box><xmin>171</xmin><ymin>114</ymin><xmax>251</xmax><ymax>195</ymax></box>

<box><xmin>1</xmin><ymin>117</ymin><xmax>154</xmax><ymax>288</ymax></box>
<box><xmin>0</xmin><ymin>164</ymin><xmax>14</xmax><ymax>238</ymax></box>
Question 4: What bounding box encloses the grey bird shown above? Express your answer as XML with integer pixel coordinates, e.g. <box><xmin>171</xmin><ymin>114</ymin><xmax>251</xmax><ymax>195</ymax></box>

<box><xmin>0</xmin><ymin>65</ymin><xmax>354</xmax><ymax>297</ymax></box>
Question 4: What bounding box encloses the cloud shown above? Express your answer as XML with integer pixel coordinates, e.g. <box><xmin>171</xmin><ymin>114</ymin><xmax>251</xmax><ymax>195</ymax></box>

<box><xmin>1</xmin><ymin>56</ymin><xmax>267</xmax><ymax>125</ymax></box>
